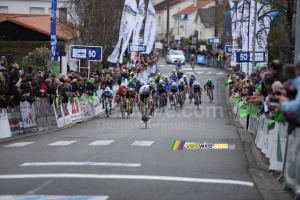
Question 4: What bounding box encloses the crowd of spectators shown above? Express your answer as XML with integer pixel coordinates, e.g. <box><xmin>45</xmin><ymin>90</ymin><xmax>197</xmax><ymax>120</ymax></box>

<box><xmin>0</xmin><ymin>52</ymin><xmax>159</xmax><ymax>112</ymax></box>
<box><xmin>227</xmin><ymin>59</ymin><xmax>300</xmax><ymax>133</ymax></box>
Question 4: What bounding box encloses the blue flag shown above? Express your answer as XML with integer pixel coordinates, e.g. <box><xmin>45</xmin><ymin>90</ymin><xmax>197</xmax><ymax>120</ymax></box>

<box><xmin>50</xmin><ymin>0</ymin><xmax>58</xmax><ymax>61</ymax></box>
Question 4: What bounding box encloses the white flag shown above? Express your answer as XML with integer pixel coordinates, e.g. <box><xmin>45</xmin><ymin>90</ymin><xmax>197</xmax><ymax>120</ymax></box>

<box><xmin>130</xmin><ymin>0</ymin><xmax>146</xmax><ymax>61</ymax></box>
<box><xmin>108</xmin><ymin>0</ymin><xmax>137</xmax><ymax>64</ymax></box>
<box><xmin>143</xmin><ymin>1</ymin><xmax>156</xmax><ymax>54</ymax></box>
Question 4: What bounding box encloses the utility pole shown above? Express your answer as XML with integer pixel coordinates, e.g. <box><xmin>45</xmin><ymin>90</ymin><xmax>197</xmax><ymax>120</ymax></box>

<box><xmin>294</xmin><ymin>0</ymin><xmax>300</xmax><ymax>63</ymax></box>
<box><xmin>166</xmin><ymin>0</ymin><xmax>170</xmax><ymax>43</ymax></box>
<box><xmin>178</xmin><ymin>7</ymin><xmax>180</xmax><ymax>35</ymax></box>
<box><xmin>214</xmin><ymin>0</ymin><xmax>218</xmax><ymax>37</ymax></box>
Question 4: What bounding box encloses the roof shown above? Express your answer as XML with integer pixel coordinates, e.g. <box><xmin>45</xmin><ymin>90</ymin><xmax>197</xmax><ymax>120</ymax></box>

<box><xmin>154</xmin><ymin>0</ymin><xmax>183</xmax><ymax>11</ymax></box>
<box><xmin>0</xmin><ymin>13</ymin><xmax>79</xmax><ymax>42</ymax></box>
<box><xmin>173</xmin><ymin>0</ymin><xmax>214</xmax><ymax>16</ymax></box>
<box><xmin>198</xmin><ymin>7</ymin><xmax>215</xmax><ymax>23</ymax></box>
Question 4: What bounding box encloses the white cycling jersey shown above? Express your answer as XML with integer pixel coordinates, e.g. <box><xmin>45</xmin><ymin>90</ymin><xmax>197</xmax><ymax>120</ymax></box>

<box><xmin>139</xmin><ymin>85</ymin><xmax>150</xmax><ymax>95</ymax></box>
<box><xmin>192</xmin><ymin>82</ymin><xmax>202</xmax><ymax>89</ymax></box>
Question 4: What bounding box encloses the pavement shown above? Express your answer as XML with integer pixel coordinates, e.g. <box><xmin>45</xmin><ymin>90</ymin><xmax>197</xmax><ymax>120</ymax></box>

<box><xmin>0</xmin><ymin>58</ymin><xmax>264</xmax><ymax>200</ymax></box>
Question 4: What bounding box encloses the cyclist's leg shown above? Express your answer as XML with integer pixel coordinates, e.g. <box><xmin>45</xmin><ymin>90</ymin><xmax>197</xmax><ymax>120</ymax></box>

<box><xmin>175</xmin><ymin>92</ymin><xmax>178</xmax><ymax>103</ymax></box>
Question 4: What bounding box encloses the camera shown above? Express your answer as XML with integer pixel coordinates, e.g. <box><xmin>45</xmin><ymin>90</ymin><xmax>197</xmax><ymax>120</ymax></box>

<box><xmin>269</xmin><ymin>97</ymin><xmax>279</xmax><ymax>107</ymax></box>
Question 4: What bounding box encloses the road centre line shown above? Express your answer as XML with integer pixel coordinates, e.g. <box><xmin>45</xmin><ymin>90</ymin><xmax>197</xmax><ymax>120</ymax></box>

<box><xmin>21</xmin><ymin>162</ymin><xmax>141</xmax><ymax>167</ymax></box>
<box><xmin>0</xmin><ymin>174</ymin><xmax>254</xmax><ymax>187</ymax></box>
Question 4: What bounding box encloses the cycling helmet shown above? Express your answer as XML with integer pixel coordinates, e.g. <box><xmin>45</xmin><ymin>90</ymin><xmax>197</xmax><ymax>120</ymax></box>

<box><xmin>129</xmin><ymin>88</ymin><xmax>135</xmax><ymax>92</ymax></box>
<box><xmin>183</xmin><ymin>75</ymin><xmax>187</xmax><ymax>78</ymax></box>
<box><xmin>208</xmin><ymin>78</ymin><xmax>212</xmax><ymax>82</ymax></box>
<box><xmin>104</xmin><ymin>87</ymin><xmax>110</xmax><ymax>92</ymax></box>
<box><xmin>172</xmin><ymin>83</ymin><xmax>176</xmax><ymax>87</ymax></box>
<box><xmin>159</xmin><ymin>80</ymin><xmax>163</xmax><ymax>84</ymax></box>
<box><xmin>133</xmin><ymin>76</ymin><xmax>137</xmax><ymax>80</ymax></box>
<box><xmin>149</xmin><ymin>82</ymin><xmax>156</xmax><ymax>88</ymax></box>
<box><xmin>179</xmin><ymin>70</ymin><xmax>182</xmax><ymax>73</ymax></box>
<box><xmin>136</xmin><ymin>80</ymin><xmax>141</xmax><ymax>84</ymax></box>
<box><xmin>172</xmin><ymin>69</ymin><xmax>176</xmax><ymax>72</ymax></box>
<box><xmin>191</xmin><ymin>72</ymin><xmax>195</xmax><ymax>76</ymax></box>
<box><xmin>121</xmin><ymin>83</ymin><xmax>126</xmax><ymax>88</ymax></box>
<box><xmin>194</xmin><ymin>81</ymin><xmax>198</xmax><ymax>84</ymax></box>
<box><xmin>180</xmin><ymin>79</ymin><xmax>184</xmax><ymax>83</ymax></box>
<box><xmin>157</xmin><ymin>73</ymin><xmax>161</xmax><ymax>76</ymax></box>
<box><xmin>149</xmin><ymin>77</ymin><xmax>154</xmax><ymax>82</ymax></box>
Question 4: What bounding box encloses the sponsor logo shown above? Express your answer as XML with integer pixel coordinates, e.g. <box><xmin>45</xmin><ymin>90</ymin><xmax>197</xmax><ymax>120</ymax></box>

<box><xmin>125</xmin><ymin>5</ymin><xmax>137</xmax><ymax>16</ymax></box>
<box><xmin>73</xmin><ymin>49</ymin><xmax>86</xmax><ymax>58</ymax></box>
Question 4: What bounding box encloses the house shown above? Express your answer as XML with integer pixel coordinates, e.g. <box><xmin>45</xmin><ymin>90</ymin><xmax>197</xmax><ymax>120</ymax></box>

<box><xmin>0</xmin><ymin>0</ymin><xmax>70</xmax><ymax>22</ymax></box>
<box><xmin>173</xmin><ymin>0</ymin><xmax>215</xmax><ymax>40</ymax></box>
<box><xmin>0</xmin><ymin>13</ymin><xmax>79</xmax><ymax>63</ymax></box>
<box><xmin>154</xmin><ymin>0</ymin><xmax>194</xmax><ymax>41</ymax></box>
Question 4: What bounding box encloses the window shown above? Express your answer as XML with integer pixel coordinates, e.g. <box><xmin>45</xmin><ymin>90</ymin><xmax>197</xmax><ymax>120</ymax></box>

<box><xmin>59</xmin><ymin>8</ymin><xmax>67</xmax><ymax>23</ymax></box>
<box><xmin>29</xmin><ymin>7</ymin><xmax>45</xmax><ymax>14</ymax></box>
<box><xmin>158</xmin><ymin>16</ymin><xmax>161</xmax><ymax>25</ymax></box>
<box><xmin>0</xmin><ymin>6</ymin><xmax>8</xmax><ymax>13</ymax></box>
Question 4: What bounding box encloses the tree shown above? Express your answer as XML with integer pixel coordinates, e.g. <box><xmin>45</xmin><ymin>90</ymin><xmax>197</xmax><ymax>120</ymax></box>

<box><xmin>67</xmin><ymin>0</ymin><xmax>151</xmax><ymax>64</ymax></box>
<box><xmin>23</xmin><ymin>47</ymin><xmax>51</xmax><ymax>72</ymax></box>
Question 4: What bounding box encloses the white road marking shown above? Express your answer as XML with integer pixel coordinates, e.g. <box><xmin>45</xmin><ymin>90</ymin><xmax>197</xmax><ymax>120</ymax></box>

<box><xmin>21</xmin><ymin>162</ymin><xmax>141</xmax><ymax>167</ymax></box>
<box><xmin>131</xmin><ymin>141</ymin><xmax>155</xmax><ymax>146</ymax></box>
<box><xmin>0</xmin><ymin>174</ymin><xmax>254</xmax><ymax>187</ymax></box>
<box><xmin>217</xmin><ymin>72</ymin><xmax>224</xmax><ymax>75</ymax></box>
<box><xmin>159</xmin><ymin>65</ymin><xmax>165</xmax><ymax>67</ymax></box>
<box><xmin>89</xmin><ymin>140</ymin><xmax>114</xmax><ymax>145</ymax></box>
<box><xmin>4</xmin><ymin>142</ymin><xmax>35</xmax><ymax>147</ymax></box>
<box><xmin>48</xmin><ymin>141</ymin><xmax>76</xmax><ymax>146</ymax></box>
<box><xmin>0</xmin><ymin>195</ymin><xmax>109</xmax><ymax>200</ymax></box>
<box><xmin>182</xmin><ymin>68</ymin><xmax>204</xmax><ymax>71</ymax></box>
<box><xmin>196</xmin><ymin>72</ymin><xmax>204</xmax><ymax>75</ymax></box>
<box><xmin>205</xmin><ymin>72</ymin><xmax>213</xmax><ymax>75</ymax></box>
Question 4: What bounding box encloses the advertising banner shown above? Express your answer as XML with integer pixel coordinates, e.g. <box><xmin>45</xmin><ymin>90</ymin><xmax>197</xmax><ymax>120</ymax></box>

<box><xmin>36</xmin><ymin>98</ymin><xmax>49</xmax><ymax>131</ymax></box>
<box><xmin>143</xmin><ymin>1</ymin><xmax>156</xmax><ymax>54</ymax></box>
<box><xmin>20</xmin><ymin>101</ymin><xmax>39</xmax><ymax>134</ymax></box>
<box><xmin>130</xmin><ymin>0</ymin><xmax>145</xmax><ymax>61</ymax></box>
<box><xmin>7</xmin><ymin>106</ymin><xmax>24</xmax><ymax>136</ymax></box>
<box><xmin>0</xmin><ymin>109</ymin><xmax>11</xmax><ymax>139</ymax></box>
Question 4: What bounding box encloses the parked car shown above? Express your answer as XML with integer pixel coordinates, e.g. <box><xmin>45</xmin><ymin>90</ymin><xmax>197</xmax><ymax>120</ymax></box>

<box><xmin>166</xmin><ymin>50</ymin><xmax>185</xmax><ymax>65</ymax></box>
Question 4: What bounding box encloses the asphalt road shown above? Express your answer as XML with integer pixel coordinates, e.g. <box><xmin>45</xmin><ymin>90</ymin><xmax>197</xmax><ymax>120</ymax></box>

<box><xmin>0</xmin><ymin>58</ymin><xmax>261</xmax><ymax>200</ymax></box>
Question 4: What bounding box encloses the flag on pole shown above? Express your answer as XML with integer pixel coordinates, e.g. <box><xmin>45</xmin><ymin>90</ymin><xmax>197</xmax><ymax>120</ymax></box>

<box><xmin>50</xmin><ymin>0</ymin><xmax>58</xmax><ymax>61</ymax></box>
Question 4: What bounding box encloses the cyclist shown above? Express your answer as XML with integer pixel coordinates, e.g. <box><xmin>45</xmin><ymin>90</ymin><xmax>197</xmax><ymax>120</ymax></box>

<box><xmin>115</xmin><ymin>83</ymin><xmax>127</xmax><ymax>106</ymax></box>
<box><xmin>204</xmin><ymin>78</ymin><xmax>215</xmax><ymax>101</ymax></box>
<box><xmin>138</xmin><ymin>82</ymin><xmax>156</xmax><ymax>123</ymax></box>
<box><xmin>147</xmin><ymin>77</ymin><xmax>154</xmax><ymax>85</ymax></box>
<box><xmin>127</xmin><ymin>79</ymin><xmax>136</xmax><ymax>90</ymax></box>
<box><xmin>101</xmin><ymin>87</ymin><xmax>113</xmax><ymax>114</ymax></box>
<box><xmin>157</xmin><ymin>80</ymin><xmax>167</xmax><ymax>107</ymax></box>
<box><xmin>170</xmin><ymin>69</ymin><xmax>178</xmax><ymax>83</ymax></box>
<box><xmin>177</xmin><ymin>78</ymin><xmax>186</xmax><ymax>102</ymax></box>
<box><xmin>123</xmin><ymin>87</ymin><xmax>136</xmax><ymax>113</ymax></box>
<box><xmin>177</xmin><ymin>70</ymin><xmax>184</xmax><ymax>81</ymax></box>
<box><xmin>135</xmin><ymin>80</ymin><xmax>142</xmax><ymax>107</ymax></box>
<box><xmin>190</xmin><ymin>54</ymin><xmax>196</xmax><ymax>68</ymax></box>
<box><xmin>192</xmin><ymin>81</ymin><xmax>203</xmax><ymax>105</ymax></box>
<box><xmin>176</xmin><ymin>60</ymin><xmax>183</xmax><ymax>72</ymax></box>
<box><xmin>132</xmin><ymin>76</ymin><xmax>139</xmax><ymax>86</ymax></box>
<box><xmin>183</xmin><ymin>75</ymin><xmax>190</xmax><ymax>96</ymax></box>
<box><xmin>189</xmin><ymin>72</ymin><xmax>196</xmax><ymax>86</ymax></box>
<box><xmin>155</xmin><ymin>73</ymin><xmax>162</xmax><ymax>84</ymax></box>
<box><xmin>168</xmin><ymin>82</ymin><xmax>178</xmax><ymax>106</ymax></box>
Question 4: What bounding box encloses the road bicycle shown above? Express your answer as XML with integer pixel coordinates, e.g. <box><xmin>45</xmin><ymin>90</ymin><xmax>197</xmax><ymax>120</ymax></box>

<box><xmin>178</xmin><ymin>91</ymin><xmax>184</xmax><ymax>109</ymax></box>
<box><xmin>170</xmin><ymin>92</ymin><xmax>177</xmax><ymax>111</ymax></box>
<box><xmin>194</xmin><ymin>92</ymin><xmax>201</xmax><ymax>110</ymax></box>
<box><xmin>103</xmin><ymin>97</ymin><xmax>110</xmax><ymax>118</ymax></box>
<box><xmin>159</xmin><ymin>92</ymin><xmax>167</xmax><ymax>113</ymax></box>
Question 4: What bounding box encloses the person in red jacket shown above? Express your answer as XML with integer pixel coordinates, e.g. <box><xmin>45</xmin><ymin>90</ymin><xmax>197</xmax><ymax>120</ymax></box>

<box><xmin>115</xmin><ymin>83</ymin><xmax>127</xmax><ymax>105</ymax></box>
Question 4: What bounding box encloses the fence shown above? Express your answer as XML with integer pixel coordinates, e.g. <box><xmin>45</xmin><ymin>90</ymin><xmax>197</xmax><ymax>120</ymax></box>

<box><xmin>0</xmin><ymin>64</ymin><xmax>157</xmax><ymax>140</ymax></box>
<box><xmin>0</xmin><ymin>85</ymin><xmax>119</xmax><ymax>139</ymax></box>
<box><xmin>230</xmin><ymin>96</ymin><xmax>300</xmax><ymax>197</ymax></box>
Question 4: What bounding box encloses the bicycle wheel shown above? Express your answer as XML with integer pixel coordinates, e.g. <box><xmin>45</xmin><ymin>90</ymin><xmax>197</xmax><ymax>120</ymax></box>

<box><xmin>196</xmin><ymin>94</ymin><xmax>200</xmax><ymax>110</ymax></box>
<box><xmin>120</xmin><ymin>102</ymin><xmax>124</xmax><ymax>118</ymax></box>
<box><xmin>144</xmin><ymin>103</ymin><xmax>148</xmax><ymax>129</ymax></box>
<box><xmin>174</xmin><ymin>94</ymin><xmax>177</xmax><ymax>111</ymax></box>
<box><xmin>127</xmin><ymin>99</ymin><xmax>130</xmax><ymax>119</ymax></box>
<box><xmin>189</xmin><ymin>88</ymin><xmax>192</xmax><ymax>103</ymax></box>
<box><xmin>209</xmin><ymin>91</ymin><xmax>212</xmax><ymax>103</ymax></box>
